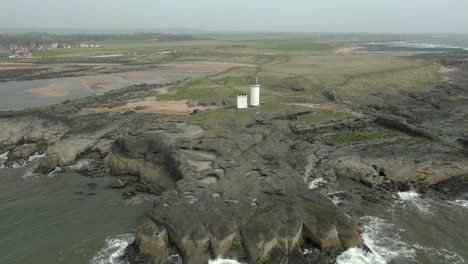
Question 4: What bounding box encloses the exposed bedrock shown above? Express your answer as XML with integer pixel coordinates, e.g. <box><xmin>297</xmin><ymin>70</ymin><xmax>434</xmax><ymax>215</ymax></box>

<box><xmin>36</xmin><ymin>121</ymin><xmax>120</xmax><ymax>172</ymax></box>
<box><xmin>105</xmin><ymin>134</ymin><xmax>181</xmax><ymax>193</ymax></box>
<box><xmin>116</xmin><ymin>116</ymin><xmax>362</xmax><ymax>264</ymax></box>
<box><xmin>0</xmin><ymin>115</ymin><xmax>69</xmax><ymax>166</ymax></box>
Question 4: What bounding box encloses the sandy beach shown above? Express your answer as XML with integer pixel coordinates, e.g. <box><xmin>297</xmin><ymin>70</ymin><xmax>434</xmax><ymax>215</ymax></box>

<box><xmin>28</xmin><ymin>84</ymin><xmax>69</xmax><ymax>97</ymax></box>
<box><xmin>334</xmin><ymin>46</ymin><xmax>365</xmax><ymax>54</ymax></box>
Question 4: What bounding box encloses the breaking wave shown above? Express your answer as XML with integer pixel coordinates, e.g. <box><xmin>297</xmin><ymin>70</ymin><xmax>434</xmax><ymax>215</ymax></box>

<box><xmin>22</xmin><ymin>170</ymin><xmax>39</xmax><ymax>178</ymax></box>
<box><xmin>337</xmin><ymin>216</ymin><xmax>415</xmax><ymax>264</ymax></box>
<box><xmin>0</xmin><ymin>151</ymin><xmax>8</xmax><ymax>168</ymax></box>
<box><xmin>328</xmin><ymin>191</ymin><xmax>347</xmax><ymax>206</ymax></box>
<box><xmin>90</xmin><ymin>233</ymin><xmax>134</xmax><ymax>264</ymax></box>
<box><xmin>68</xmin><ymin>159</ymin><xmax>93</xmax><ymax>170</ymax></box>
<box><xmin>449</xmin><ymin>200</ymin><xmax>468</xmax><ymax>209</ymax></box>
<box><xmin>48</xmin><ymin>167</ymin><xmax>62</xmax><ymax>177</ymax></box>
<box><xmin>336</xmin><ymin>216</ymin><xmax>465</xmax><ymax>264</ymax></box>
<box><xmin>412</xmin><ymin>244</ymin><xmax>465</xmax><ymax>264</ymax></box>
<box><xmin>11</xmin><ymin>153</ymin><xmax>46</xmax><ymax>168</ymax></box>
<box><xmin>393</xmin><ymin>191</ymin><xmax>432</xmax><ymax>214</ymax></box>
<box><xmin>208</xmin><ymin>258</ymin><xmax>243</xmax><ymax>264</ymax></box>
<box><xmin>125</xmin><ymin>194</ymin><xmax>154</xmax><ymax>206</ymax></box>
<box><xmin>308</xmin><ymin>177</ymin><xmax>327</xmax><ymax>189</ymax></box>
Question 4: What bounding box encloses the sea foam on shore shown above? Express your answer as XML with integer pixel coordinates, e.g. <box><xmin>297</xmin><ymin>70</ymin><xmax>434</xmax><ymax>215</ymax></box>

<box><xmin>90</xmin><ymin>233</ymin><xmax>134</xmax><ymax>264</ymax></box>
<box><xmin>208</xmin><ymin>258</ymin><xmax>243</xmax><ymax>264</ymax></box>
<box><xmin>337</xmin><ymin>216</ymin><xmax>415</xmax><ymax>264</ymax></box>
<box><xmin>0</xmin><ymin>152</ymin><xmax>8</xmax><ymax>168</ymax></box>
<box><xmin>11</xmin><ymin>152</ymin><xmax>46</xmax><ymax>168</ymax></box>
<box><xmin>394</xmin><ymin>191</ymin><xmax>432</xmax><ymax>214</ymax></box>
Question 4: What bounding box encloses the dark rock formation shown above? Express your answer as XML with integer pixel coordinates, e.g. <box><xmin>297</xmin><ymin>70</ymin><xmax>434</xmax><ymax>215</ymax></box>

<box><xmin>104</xmin><ymin>111</ymin><xmax>362</xmax><ymax>264</ymax></box>
<box><xmin>374</xmin><ymin>114</ymin><xmax>439</xmax><ymax>140</ymax></box>
<box><xmin>321</xmin><ymin>86</ymin><xmax>340</xmax><ymax>103</ymax></box>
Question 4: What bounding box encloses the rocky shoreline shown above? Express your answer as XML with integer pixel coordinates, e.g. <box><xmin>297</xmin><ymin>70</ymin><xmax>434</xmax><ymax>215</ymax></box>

<box><xmin>1</xmin><ymin>52</ymin><xmax>467</xmax><ymax>264</ymax></box>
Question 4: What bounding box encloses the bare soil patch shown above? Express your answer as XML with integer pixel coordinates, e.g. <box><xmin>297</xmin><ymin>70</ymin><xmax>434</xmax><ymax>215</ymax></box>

<box><xmin>334</xmin><ymin>47</ymin><xmax>365</xmax><ymax>54</ymax></box>
<box><xmin>29</xmin><ymin>84</ymin><xmax>68</xmax><ymax>97</ymax></box>
<box><xmin>438</xmin><ymin>66</ymin><xmax>459</xmax><ymax>74</ymax></box>
<box><xmin>86</xmin><ymin>96</ymin><xmax>215</xmax><ymax>115</ymax></box>
<box><xmin>76</xmin><ymin>76</ymin><xmax>119</xmax><ymax>92</ymax></box>
<box><xmin>120</xmin><ymin>71</ymin><xmax>161</xmax><ymax>82</ymax></box>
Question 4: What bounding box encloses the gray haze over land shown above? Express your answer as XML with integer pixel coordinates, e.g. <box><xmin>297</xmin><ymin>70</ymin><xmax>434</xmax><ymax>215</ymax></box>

<box><xmin>1</xmin><ymin>0</ymin><xmax>467</xmax><ymax>34</ymax></box>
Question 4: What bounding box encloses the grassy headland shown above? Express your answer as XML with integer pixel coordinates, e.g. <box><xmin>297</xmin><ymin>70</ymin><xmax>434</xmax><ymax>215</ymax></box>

<box><xmin>1</xmin><ymin>33</ymin><xmax>442</xmax><ymax>125</ymax></box>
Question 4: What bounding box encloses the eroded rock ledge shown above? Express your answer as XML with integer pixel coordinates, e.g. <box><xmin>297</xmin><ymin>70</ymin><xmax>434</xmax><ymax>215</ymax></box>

<box><xmin>109</xmin><ymin>117</ymin><xmax>362</xmax><ymax>264</ymax></box>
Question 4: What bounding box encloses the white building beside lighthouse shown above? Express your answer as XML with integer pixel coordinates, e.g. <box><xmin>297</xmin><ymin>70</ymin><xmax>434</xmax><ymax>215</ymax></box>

<box><xmin>250</xmin><ymin>77</ymin><xmax>260</xmax><ymax>107</ymax></box>
<box><xmin>237</xmin><ymin>93</ymin><xmax>248</xmax><ymax>109</ymax></box>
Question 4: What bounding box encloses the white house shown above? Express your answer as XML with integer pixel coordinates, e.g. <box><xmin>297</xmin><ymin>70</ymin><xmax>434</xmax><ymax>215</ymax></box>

<box><xmin>237</xmin><ymin>93</ymin><xmax>248</xmax><ymax>109</ymax></box>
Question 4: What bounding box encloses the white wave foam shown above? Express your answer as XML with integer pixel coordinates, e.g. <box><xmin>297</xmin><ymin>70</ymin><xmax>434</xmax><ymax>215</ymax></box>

<box><xmin>394</xmin><ymin>191</ymin><xmax>432</xmax><ymax>214</ymax></box>
<box><xmin>125</xmin><ymin>194</ymin><xmax>153</xmax><ymax>206</ymax></box>
<box><xmin>48</xmin><ymin>167</ymin><xmax>62</xmax><ymax>177</ymax></box>
<box><xmin>11</xmin><ymin>152</ymin><xmax>46</xmax><ymax>168</ymax></box>
<box><xmin>0</xmin><ymin>151</ymin><xmax>8</xmax><ymax>168</ymax></box>
<box><xmin>413</xmin><ymin>244</ymin><xmax>465</xmax><ymax>264</ymax></box>
<box><xmin>337</xmin><ymin>216</ymin><xmax>415</xmax><ymax>264</ymax></box>
<box><xmin>337</xmin><ymin>215</ymin><xmax>466</xmax><ymax>264</ymax></box>
<box><xmin>449</xmin><ymin>200</ymin><xmax>468</xmax><ymax>209</ymax></box>
<box><xmin>308</xmin><ymin>177</ymin><xmax>327</xmax><ymax>189</ymax></box>
<box><xmin>337</xmin><ymin>248</ymin><xmax>386</xmax><ymax>264</ymax></box>
<box><xmin>22</xmin><ymin>170</ymin><xmax>39</xmax><ymax>178</ymax></box>
<box><xmin>68</xmin><ymin>159</ymin><xmax>92</xmax><ymax>170</ymax></box>
<box><xmin>90</xmin><ymin>233</ymin><xmax>134</xmax><ymax>264</ymax></box>
<box><xmin>208</xmin><ymin>258</ymin><xmax>243</xmax><ymax>264</ymax></box>
<box><xmin>328</xmin><ymin>191</ymin><xmax>347</xmax><ymax>206</ymax></box>
<box><xmin>330</xmin><ymin>196</ymin><xmax>342</xmax><ymax>206</ymax></box>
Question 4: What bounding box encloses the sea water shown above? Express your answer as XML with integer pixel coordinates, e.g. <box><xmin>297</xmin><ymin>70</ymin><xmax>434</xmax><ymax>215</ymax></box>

<box><xmin>336</xmin><ymin>191</ymin><xmax>468</xmax><ymax>264</ymax></box>
<box><xmin>360</xmin><ymin>35</ymin><xmax>468</xmax><ymax>56</ymax></box>
<box><xmin>0</xmin><ymin>157</ymin><xmax>152</xmax><ymax>264</ymax></box>
<box><xmin>0</xmin><ymin>68</ymin><xmax>212</xmax><ymax>111</ymax></box>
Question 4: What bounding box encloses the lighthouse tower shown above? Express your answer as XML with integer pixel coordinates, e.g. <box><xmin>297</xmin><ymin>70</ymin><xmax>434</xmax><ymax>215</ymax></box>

<box><xmin>250</xmin><ymin>77</ymin><xmax>260</xmax><ymax>107</ymax></box>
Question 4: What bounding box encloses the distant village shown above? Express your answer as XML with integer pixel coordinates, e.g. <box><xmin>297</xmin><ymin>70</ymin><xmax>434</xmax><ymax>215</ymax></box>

<box><xmin>0</xmin><ymin>42</ymin><xmax>101</xmax><ymax>59</ymax></box>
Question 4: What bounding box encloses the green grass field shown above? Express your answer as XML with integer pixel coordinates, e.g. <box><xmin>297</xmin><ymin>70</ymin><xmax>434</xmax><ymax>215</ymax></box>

<box><xmin>297</xmin><ymin>109</ymin><xmax>344</xmax><ymax>124</ymax></box>
<box><xmin>231</xmin><ymin>39</ymin><xmax>333</xmax><ymax>51</ymax></box>
<box><xmin>157</xmin><ymin>48</ymin><xmax>440</xmax><ymax>104</ymax></box>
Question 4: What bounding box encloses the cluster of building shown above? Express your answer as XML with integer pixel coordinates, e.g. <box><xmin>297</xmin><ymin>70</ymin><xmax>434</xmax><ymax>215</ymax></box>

<box><xmin>48</xmin><ymin>42</ymin><xmax>100</xmax><ymax>49</ymax></box>
<box><xmin>0</xmin><ymin>46</ymin><xmax>34</xmax><ymax>58</ymax></box>
<box><xmin>0</xmin><ymin>41</ymin><xmax>102</xmax><ymax>59</ymax></box>
<box><xmin>237</xmin><ymin>78</ymin><xmax>261</xmax><ymax>109</ymax></box>
<box><xmin>79</xmin><ymin>43</ymin><xmax>100</xmax><ymax>48</ymax></box>
<box><xmin>49</xmin><ymin>43</ymin><xmax>71</xmax><ymax>49</ymax></box>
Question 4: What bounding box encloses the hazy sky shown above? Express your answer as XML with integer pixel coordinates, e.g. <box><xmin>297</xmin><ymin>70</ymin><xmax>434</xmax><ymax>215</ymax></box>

<box><xmin>1</xmin><ymin>0</ymin><xmax>468</xmax><ymax>33</ymax></box>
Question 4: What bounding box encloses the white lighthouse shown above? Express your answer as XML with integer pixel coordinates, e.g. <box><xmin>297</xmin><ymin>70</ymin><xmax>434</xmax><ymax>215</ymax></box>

<box><xmin>250</xmin><ymin>77</ymin><xmax>260</xmax><ymax>107</ymax></box>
